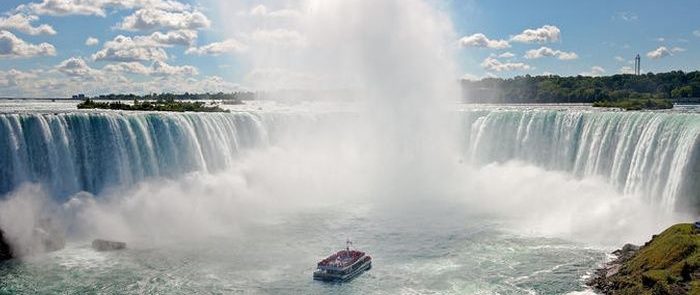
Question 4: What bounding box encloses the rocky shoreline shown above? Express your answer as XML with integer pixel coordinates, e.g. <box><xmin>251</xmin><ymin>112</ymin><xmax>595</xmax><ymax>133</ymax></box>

<box><xmin>587</xmin><ymin>224</ymin><xmax>700</xmax><ymax>294</ymax></box>
<box><xmin>0</xmin><ymin>228</ymin><xmax>11</xmax><ymax>261</ymax></box>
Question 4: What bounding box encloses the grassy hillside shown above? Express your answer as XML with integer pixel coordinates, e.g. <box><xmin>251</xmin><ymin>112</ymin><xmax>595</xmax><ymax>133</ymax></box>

<box><xmin>595</xmin><ymin>224</ymin><xmax>700</xmax><ymax>294</ymax></box>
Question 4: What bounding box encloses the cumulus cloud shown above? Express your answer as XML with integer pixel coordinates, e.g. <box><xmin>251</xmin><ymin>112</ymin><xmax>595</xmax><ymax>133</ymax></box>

<box><xmin>17</xmin><ymin>0</ymin><xmax>191</xmax><ymax>17</ymax></box>
<box><xmin>0</xmin><ymin>13</ymin><xmax>55</xmax><ymax>35</ymax></box>
<box><xmin>694</xmin><ymin>30</ymin><xmax>700</xmax><ymax>37</ymax></box>
<box><xmin>511</xmin><ymin>25</ymin><xmax>561</xmax><ymax>44</ymax></box>
<box><xmin>458</xmin><ymin>33</ymin><xmax>510</xmax><ymax>49</ymax></box>
<box><xmin>149</xmin><ymin>29</ymin><xmax>197</xmax><ymax>46</ymax></box>
<box><xmin>646</xmin><ymin>46</ymin><xmax>683</xmax><ymax>59</ymax></box>
<box><xmin>92</xmin><ymin>30</ymin><xmax>197</xmax><ymax>62</ymax></box>
<box><xmin>0</xmin><ymin>69</ymin><xmax>38</xmax><ymax>87</ymax></box>
<box><xmin>0</xmin><ymin>30</ymin><xmax>56</xmax><ymax>58</ymax></box>
<box><xmin>55</xmin><ymin>57</ymin><xmax>101</xmax><ymax>79</ymax></box>
<box><xmin>524</xmin><ymin>46</ymin><xmax>578</xmax><ymax>60</ymax></box>
<box><xmin>85</xmin><ymin>37</ymin><xmax>99</xmax><ymax>46</ymax></box>
<box><xmin>186</xmin><ymin>39</ymin><xmax>247</xmax><ymax>56</ymax></box>
<box><xmin>614</xmin><ymin>56</ymin><xmax>626</xmax><ymax>62</ymax></box>
<box><xmin>580</xmin><ymin>66</ymin><xmax>606</xmax><ymax>77</ymax></box>
<box><xmin>103</xmin><ymin>60</ymin><xmax>198</xmax><ymax>76</ymax></box>
<box><xmin>18</xmin><ymin>0</ymin><xmax>105</xmax><ymax>16</ymax></box>
<box><xmin>118</xmin><ymin>8</ymin><xmax>210</xmax><ymax>31</ymax></box>
<box><xmin>92</xmin><ymin>35</ymin><xmax>168</xmax><ymax>62</ymax></box>
<box><xmin>102</xmin><ymin>61</ymin><xmax>151</xmax><ymax>75</ymax></box>
<box><xmin>480</xmin><ymin>57</ymin><xmax>531</xmax><ymax>72</ymax></box>
<box><xmin>150</xmin><ymin>60</ymin><xmax>197</xmax><ymax>76</ymax></box>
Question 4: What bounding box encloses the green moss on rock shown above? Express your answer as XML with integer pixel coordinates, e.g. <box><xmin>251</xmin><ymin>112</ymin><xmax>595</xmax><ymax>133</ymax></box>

<box><xmin>590</xmin><ymin>224</ymin><xmax>700</xmax><ymax>294</ymax></box>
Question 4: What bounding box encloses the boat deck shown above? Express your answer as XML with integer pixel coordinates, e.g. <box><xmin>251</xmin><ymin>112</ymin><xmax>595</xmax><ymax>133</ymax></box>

<box><xmin>318</xmin><ymin>250</ymin><xmax>365</xmax><ymax>269</ymax></box>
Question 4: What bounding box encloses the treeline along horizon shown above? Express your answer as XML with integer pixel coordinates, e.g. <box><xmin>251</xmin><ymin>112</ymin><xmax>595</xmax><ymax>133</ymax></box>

<box><xmin>462</xmin><ymin>71</ymin><xmax>700</xmax><ymax>103</ymax></box>
<box><xmin>88</xmin><ymin>91</ymin><xmax>258</xmax><ymax>101</ymax></box>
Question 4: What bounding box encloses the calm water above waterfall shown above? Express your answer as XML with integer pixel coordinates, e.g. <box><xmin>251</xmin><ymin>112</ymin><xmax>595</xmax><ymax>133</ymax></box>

<box><xmin>0</xmin><ymin>100</ymin><xmax>698</xmax><ymax>294</ymax></box>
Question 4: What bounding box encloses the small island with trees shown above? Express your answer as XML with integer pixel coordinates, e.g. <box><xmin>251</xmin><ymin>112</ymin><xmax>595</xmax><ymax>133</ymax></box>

<box><xmin>462</xmin><ymin>70</ymin><xmax>700</xmax><ymax>110</ymax></box>
<box><xmin>76</xmin><ymin>92</ymin><xmax>258</xmax><ymax>113</ymax></box>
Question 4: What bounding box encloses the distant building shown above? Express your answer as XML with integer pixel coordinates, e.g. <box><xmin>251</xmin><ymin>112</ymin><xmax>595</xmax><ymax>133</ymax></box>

<box><xmin>635</xmin><ymin>54</ymin><xmax>641</xmax><ymax>76</ymax></box>
<box><xmin>72</xmin><ymin>94</ymin><xmax>86</xmax><ymax>100</ymax></box>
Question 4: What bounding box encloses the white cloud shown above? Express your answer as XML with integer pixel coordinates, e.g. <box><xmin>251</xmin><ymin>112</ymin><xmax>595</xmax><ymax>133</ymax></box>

<box><xmin>118</xmin><ymin>8</ymin><xmax>210</xmax><ymax>31</ymax></box>
<box><xmin>92</xmin><ymin>35</ymin><xmax>168</xmax><ymax>62</ymax></box>
<box><xmin>0</xmin><ymin>13</ymin><xmax>55</xmax><ymax>35</ymax></box>
<box><xmin>498</xmin><ymin>52</ymin><xmax>515</xmax><ymax>58</ymax></box>
<box><xmin>580</xmin><ymin>66</ymin><xmax>606</xmax><ymax>77</ymax></box>
<box><xmin>511</xmin><ymin>25</ymin><xmax>561</xmax><ymax>43</ymax></box>
<box><xmin>149</xmin><ymin>29</ymin><xmax>197</xmax><ymax>46</ymax></box>
<box><xmin>614</xmin><ymin>56</ymin><xmax>625</xmax><ymax>62</ymax></box>
<box><xmin>55</xmin><ymin>57</ymin><xmax>101</xmax><ymax>79</ymax></box>
<box><xmin>85</xmin><ymin>37</ymin><xmax>99</xmax><ymax>46</ymax></box>
<box><xmin>524</xmin><ymin>46</ymin><xmax>578</xmax><ymax>60</ymax></box>
<box><xmin>250</xmin><ymin>4</ymin><xmax>267</xmax><ymax>16</ymax></box>
<box><xmin>103</xmin><ymin>60</ymin><xmax>198</xmax><ymax>76</ymax></box>
<box><xmin>694</xmin><ymin>30</ymin><xmax>700</xmax><ymax>37</ymax></box>
<box><xmin>17</xmin><ymin>0</ymin><xmax>191</xmax><ymax>17</ymax></box>
<box><xmin>646</xmin><ymin>46</ymin><xmax>683</xmax><ymax>59</ymax></box>
<box><xmin>0</xmin><ymin>30</ymin><xmax>56</xmax><ymax>58</ymax></box>
<box><xmin>249</xmin><ymin>4</ymin><xmax>300</xmax><ymax>19</ymax></box>
<box><xmin>615</xmin><ymin>11</ymin><xmax>638</xmax><ymax>22</ymax></box>
<box><xmin>671</xmin><ymin>47</ymin><xmax>686</xmax><ymax>53</ymax></box>
<box><xmin>102</xmin><ymin>62</ymin><xmax>151</xmax><ymax>75</ymax></box>
<box><xmin>458</xmin><ymin>33</ymin><xmax>510</xmax><ymax>49</ymax></box>
<box><xmin>18</xmin><ymin>0</ymin><xmax>106</xmax><ymax>16</ymax></box>
<box><xmin>92</xmin><ymin>30</ymin><xmax>197</xmax><ymax>62</ymax></box>
<box><xmin>150</xmin><ymin>60</ymin><xmax>197</xmax><ymax>76</ymax></box>
<box><xmin>186</xmin><ymin>39</ymin><xmax>247</xmax><ymax>56</ymax></box>
<box><xmin>620</xmin><ymin>66</ymin><xmax>635</xmax><ymax>74</ymax></box>
<box><xmin>0</xmin><ymin>69</ymin><xmax>38</xmax><ymax>87</ymax></box>
<box><xmin>480</xmin><ymin>57</ymin><xmax>531</xmax><ymax>72</ymax></box>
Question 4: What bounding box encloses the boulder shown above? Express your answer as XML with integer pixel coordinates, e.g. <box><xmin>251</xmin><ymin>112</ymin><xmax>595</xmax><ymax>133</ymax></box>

<box><xmin>92</xmin><ymin>239</ymin><xmax>126</xmax><ymax>251</ymax></box>
<box><xmin>0</xmin><ymin>228</ymin><xmax>12</xmax><ymax>261</ymax></box>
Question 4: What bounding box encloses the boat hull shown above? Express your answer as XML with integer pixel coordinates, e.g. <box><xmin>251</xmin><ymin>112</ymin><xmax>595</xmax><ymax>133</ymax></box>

<box><xmin>313</xmin><ymin>260</ymin><xmax>371</xmax><ymax>282</ymax></box>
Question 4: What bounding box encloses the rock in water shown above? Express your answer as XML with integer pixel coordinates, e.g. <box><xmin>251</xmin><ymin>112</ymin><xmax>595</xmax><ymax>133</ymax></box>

<box><xmin>0</xmin><ymin>229</ymin><xmax>12</xmax><ymax>261</ymax></box>
<box><xmin>92</xmin><ymin>239</ymin><xmax>126</xmax><ymax>251</ymax></box>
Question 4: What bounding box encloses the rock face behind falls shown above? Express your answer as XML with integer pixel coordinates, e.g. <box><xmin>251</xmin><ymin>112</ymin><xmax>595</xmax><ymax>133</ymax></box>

<box><xmin>0</xmin><ymin>228</ymin><xmax>12</xmax><ymax>261</ymax></box>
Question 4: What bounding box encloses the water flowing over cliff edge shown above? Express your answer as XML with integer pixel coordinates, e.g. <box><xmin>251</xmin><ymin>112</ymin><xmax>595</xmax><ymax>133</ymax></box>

<box><xmin>1</xmin><ymin>106</ymin><xmax>698</xmax><ymax>214</ymax></box>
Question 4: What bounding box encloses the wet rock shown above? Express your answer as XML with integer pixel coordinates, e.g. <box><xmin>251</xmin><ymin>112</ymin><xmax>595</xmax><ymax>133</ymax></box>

<box><xmin>92</xmin><ymin>239</ymin><xmax>126</xmax><ymax>251</ymax></box>
<box><xmin>0</xmin><ymin>228</ymin><xmax>12</xmax><ymax>261</ymax></box>
<box><xmin>611</xmin><ymin>243</ymin><xmax>639</xmax><ymax>261</ymax></box>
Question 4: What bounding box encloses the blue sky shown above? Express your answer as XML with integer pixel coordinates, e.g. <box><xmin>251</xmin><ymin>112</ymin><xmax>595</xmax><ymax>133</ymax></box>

<box><xmin>0</xmin><ymin>0</ymin><xmax>698</xmax><ymax>97</ymax></box>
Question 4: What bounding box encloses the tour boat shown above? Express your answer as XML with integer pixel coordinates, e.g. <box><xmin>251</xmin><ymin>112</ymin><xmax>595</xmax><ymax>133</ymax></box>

<box><xmin>313</xmin><ymin>240</ymin><xmax>372</xmax><ymax>282</ymax></box>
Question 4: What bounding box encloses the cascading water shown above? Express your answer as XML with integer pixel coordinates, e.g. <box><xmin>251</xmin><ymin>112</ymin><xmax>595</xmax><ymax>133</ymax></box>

<box><xmin>0</xmin><ymin>111</ymin><xmax>269</xmax><ymax>199</ymax></box>
<box><xmin>461</xmin><ymin>106</ymin><xmax>700</xmax><ymax>213</ymax></box>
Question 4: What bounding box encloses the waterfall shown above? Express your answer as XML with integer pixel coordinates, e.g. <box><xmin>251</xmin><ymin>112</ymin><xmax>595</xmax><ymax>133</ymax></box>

<box><xmin>0</xmin><ymin>111</ymin><xmax>269</xmax><ymax>199</ymax></box>
<box><xmin>461</xmin><ymin>107</ymin><xmax>700</xmax><ymax>212</ymax></box>
<box><xmin>2</xmin><ymin>107</ymin><xmax>700</xmax><ymax>213</ymax></box>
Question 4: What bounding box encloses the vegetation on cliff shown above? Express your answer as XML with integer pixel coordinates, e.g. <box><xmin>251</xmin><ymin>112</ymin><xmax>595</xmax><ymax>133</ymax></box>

<box><xmin>462</xmin><ymin>71</ymin><xmax>700</xmax><ymax>103</ymax></box>
<box><xmin>589</xmin><ymin>223</ymin><xmax>700</xmax><ymax>294</ymax></box>
<box><xmin>77</xmin><ymin>98</ymin><xmax>229</xmax><ymax>113</ymax></box>
<box><xmin>593</xmin><ymin>98</ymin><xmax>673</xmax><ymax>111</ymax></box>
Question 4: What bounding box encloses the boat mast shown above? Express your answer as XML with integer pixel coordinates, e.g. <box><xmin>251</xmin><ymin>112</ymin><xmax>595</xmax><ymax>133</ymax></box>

<box><xmin>346</xmin><ymin>238</ymin><xmax>352</xmax><ymax>256</ymax></box>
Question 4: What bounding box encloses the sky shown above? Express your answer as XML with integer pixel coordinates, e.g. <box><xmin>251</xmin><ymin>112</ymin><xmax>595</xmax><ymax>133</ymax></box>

<box><xmin>0</xmin><ymin>0</ymin><xmax>698</xmax><ymax>97</ymax></box>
